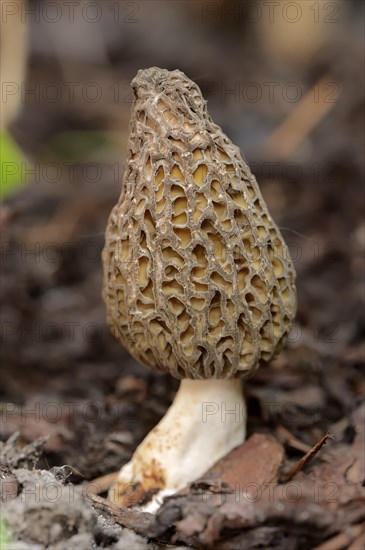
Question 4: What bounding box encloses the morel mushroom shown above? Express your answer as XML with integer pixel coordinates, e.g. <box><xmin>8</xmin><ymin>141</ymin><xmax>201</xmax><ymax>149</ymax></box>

<box><xmin>102</xmin><ymin>67</ymin><xmax>296</xmax><ymax>510</ymax></box>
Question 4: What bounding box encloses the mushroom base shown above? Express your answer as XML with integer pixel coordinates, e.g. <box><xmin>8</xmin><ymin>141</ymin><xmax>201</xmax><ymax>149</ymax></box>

<box><xmin>109</xmin><ymin>378</ymin><xmax>246</xmax><ymax>512</ymax></box>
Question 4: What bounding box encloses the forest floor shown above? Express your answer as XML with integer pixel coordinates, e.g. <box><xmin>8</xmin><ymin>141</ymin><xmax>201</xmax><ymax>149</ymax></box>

<box><xmin>1</xmin><ymin>20</ymin><xmax>364</xmax><ymax>548</ymax></box>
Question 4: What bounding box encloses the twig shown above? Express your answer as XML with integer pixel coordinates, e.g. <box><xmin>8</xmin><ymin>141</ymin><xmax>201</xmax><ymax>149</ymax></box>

<box><xmin>264</xmin><ymin>74</ymin><xmax>339</xmax><ymax>160</ymax></box>
<box><xmin>87</xmin><ymin>493</ymin><xmax>153</xmax><ymax>535</ymax></box>
<box><xmin>312</xmin><ymin>523</ymin><xmax>365</xmax><ymax>550</ymax></box>
<box><xmin>348</xmin><ymin>530</ymin><xmax>365</xmax><ymax>550</ymax></box>
<box><xmin>276</xmin><ymin>425</ymin><xmax>312</xmax><ymax>454</ymax></box>
<box><xmin>282</xmin><ymin>432</ymin><xmax>334</xmax><ymax>482</ymax></box>
<box><xmin>83</xmin><ymin>471</ymin><xmax>119</xmax><ymax>495</ymax></box>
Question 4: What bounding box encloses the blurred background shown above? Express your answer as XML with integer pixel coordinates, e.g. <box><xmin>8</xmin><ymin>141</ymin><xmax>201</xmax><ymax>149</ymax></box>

<box><xmin>1</xmin><ymin>0</ymin><xmax>364</xmax><ymax>487</ymax></box>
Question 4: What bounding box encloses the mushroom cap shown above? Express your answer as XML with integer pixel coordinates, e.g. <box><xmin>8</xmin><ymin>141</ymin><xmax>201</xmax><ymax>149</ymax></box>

<box><xmin>102</xmin><ymin>67</ymin><xmax>296</xmax><ymax>380</ymax></box>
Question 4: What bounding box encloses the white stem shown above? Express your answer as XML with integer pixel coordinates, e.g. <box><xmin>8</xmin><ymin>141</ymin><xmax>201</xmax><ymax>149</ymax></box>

<box><xmin>109</xmin><ymin>378</ymin><xmax>246</xmax><ymax>512</ymax></box>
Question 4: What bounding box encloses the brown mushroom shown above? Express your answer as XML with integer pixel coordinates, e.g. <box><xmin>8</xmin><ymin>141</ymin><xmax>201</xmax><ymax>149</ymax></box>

<box><xmin>102</xmin><ymin>67</ymin><xmax>296</xmax><ymax>511</ymax></box>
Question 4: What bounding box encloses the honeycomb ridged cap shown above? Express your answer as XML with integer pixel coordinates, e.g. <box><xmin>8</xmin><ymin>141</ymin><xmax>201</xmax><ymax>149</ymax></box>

<box><xmin>102</xmin><ymin>67</ymin><xmax>297</xmax><ymax>380</ymax></box>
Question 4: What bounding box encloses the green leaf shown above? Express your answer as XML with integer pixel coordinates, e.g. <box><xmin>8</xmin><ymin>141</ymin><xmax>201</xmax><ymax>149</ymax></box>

<box><xmin>0</xmin><ymin>131</ymin><xmax>27</xmax><ymax>198</ymax></box>
<box><xmin>0</xmin><ymin>519</ymin><xmax>12</xmax><ymax>548</ymax></box>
